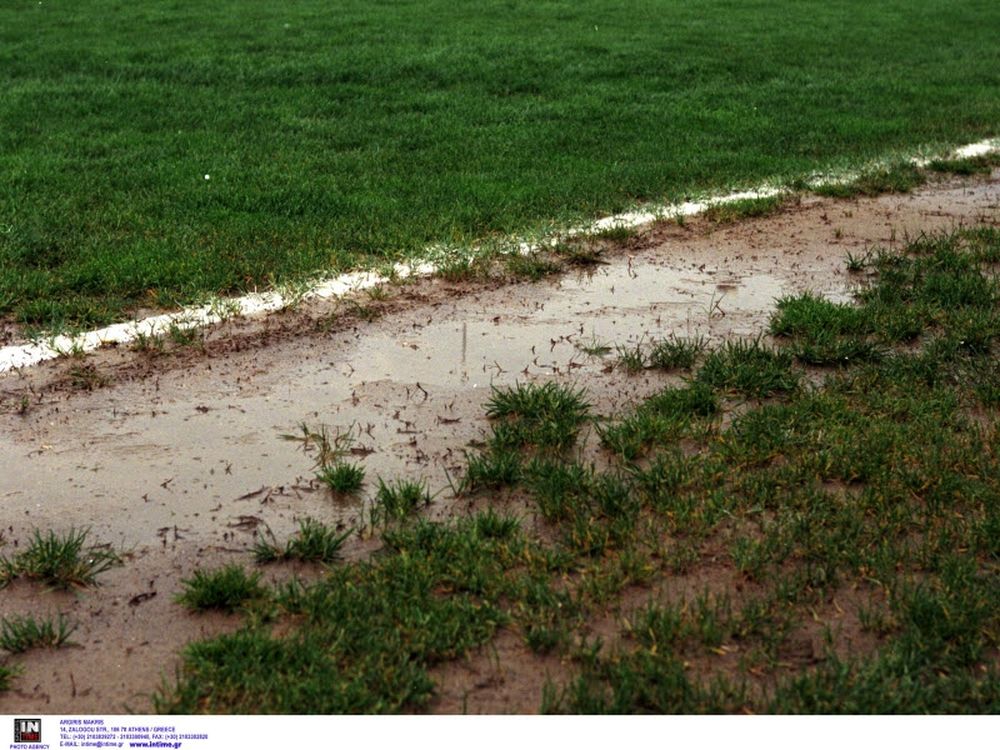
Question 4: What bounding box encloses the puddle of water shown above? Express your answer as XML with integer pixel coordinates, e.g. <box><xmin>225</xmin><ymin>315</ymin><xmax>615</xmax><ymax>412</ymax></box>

<box><xmin>348</xmin><ymin>260</ymin><xmax>795</xmax><ymax>388</ymax></box>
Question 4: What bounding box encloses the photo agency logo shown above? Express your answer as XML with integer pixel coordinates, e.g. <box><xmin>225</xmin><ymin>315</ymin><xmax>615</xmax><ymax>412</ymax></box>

<box><xmin>13</xmin><ymin>718</ymin><xmax>41</xmax><ymax>743</ymax></box>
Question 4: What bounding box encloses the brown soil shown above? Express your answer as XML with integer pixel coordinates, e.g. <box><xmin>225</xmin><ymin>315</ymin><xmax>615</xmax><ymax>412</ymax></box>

<box><xmin>0</xmin><ymin>173</ymin><xmax>997</xmax><ymax>714</ymax></box>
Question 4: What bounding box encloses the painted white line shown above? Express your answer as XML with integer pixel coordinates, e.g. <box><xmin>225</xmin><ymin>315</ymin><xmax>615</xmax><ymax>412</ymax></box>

<box><xmin>1</xmin><ymin>137</ymin><xmax>996</xmax><ymax>376</ymax></box>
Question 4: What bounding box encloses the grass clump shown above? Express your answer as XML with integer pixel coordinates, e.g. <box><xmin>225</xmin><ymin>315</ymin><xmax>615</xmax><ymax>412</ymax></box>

<box><xmin>696</xmin><ymin>338</ymin><xmax>799</xmax><ymax>398</ymax></box>
<box><xmin>462</xmin><ymin>382</ymin><xmax>591</xmax><ymax>494</ymax></box>
<box><xmin>462</xmin><ymin>445</ymin><xmax>523</xmax><ymax>492</ymax></box>
<box><xmin>770</xmin><ymin>292</ymin><xmax>866</xmax><ymax>338</ymax></box>
<box><xmin>0</xmin><ymin>614</ymin><xmax>77</xmax><ymax>653</ymax></box>
<box><xmin>770</xmin><ymin>293</ymin><xmax>883</xmax><ymax>366</ymax></box>
<box><xmin>369</xmin><ymin>478</ymin><xmax>431</xmax><ymax>526</ymax></box>
<box><xmin>615</xmin><ymin>342</ymin><xmax>647</xmax><ymax>373</ymax></box>
<box><xmin>0</xmin><ymin>528</ymin><xmax>121</xmax><ymax>589</ymax></box>
<box><xmin>485</xmin><ymin>382</ymin><xmax>590</xmax><ymax>452</ymax></box>
<box><xmin>0</xmin><ymin>663</ymin><xmax>19</xmax><ymax>692</ymax></box>
<box><xmin>648</xmin><ymin>336</ymin><xmax>707</xmax><ymax>371</ymax></box>
<box><xmin>555</xmin><ymin>243</ymin><xmax>608</xmax><ymax>268</ymax></box>
<box><xmin>177</xmin><ymin>565</ymin><xmax>267</xmax><ymax>613</ymax></box>
<box><xmin>255</xmin><ymin>518</ymin><xmax>352</xmax><ymax>564</ymax></box>
<box><xmin>316</xmin><ymin>462</ymin><xmax>365</xmax><ymax>496</ymax></box>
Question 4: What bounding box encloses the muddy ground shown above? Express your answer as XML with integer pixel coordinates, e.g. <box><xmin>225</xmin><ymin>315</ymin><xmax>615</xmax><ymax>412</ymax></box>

<box><xmin>0</xmin><ymin>173</ymin><xmax>997</xmax><ymax>714</ymax></box>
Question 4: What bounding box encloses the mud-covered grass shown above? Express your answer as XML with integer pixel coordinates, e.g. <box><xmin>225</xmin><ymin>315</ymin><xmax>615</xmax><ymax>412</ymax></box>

<box><xmin>149</xmin><ymin>227</ymin><xmax>1000</xmax><ymax>713</ymax></box>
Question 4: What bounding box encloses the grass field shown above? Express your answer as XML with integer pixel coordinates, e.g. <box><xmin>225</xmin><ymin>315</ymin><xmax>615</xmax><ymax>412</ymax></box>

<box><xmin>1</xmin><ymin>0</ymin><xmax>998</xmax><ymax>330</ymax></box>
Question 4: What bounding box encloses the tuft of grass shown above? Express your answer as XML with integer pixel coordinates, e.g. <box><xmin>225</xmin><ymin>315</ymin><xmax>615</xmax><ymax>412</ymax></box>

<box><xmin>845</xmin><ymin>250</ymin><xmax>870</xmax><ymax>273</ymax></box>
<box><xmin>0</xmin><ymin>613</ymin><xmax>77</xmax><ymax>653</ymax></box>
<box><xmin>167</xmin><ymin>322</ymin><xmax>205</xmax><ymax>349</ymax></box>
<box><xmin>770</xmin><ymin>292</ymin><xmax>866</xmax><ymax>338</ymax></box>
<box><xmin>255</xmin><ymin>518</ymin><xmax>352</xmax><ymax>564</ymax></box>
<box><xmin>599</xmin><ymin>383</ymin><xmax>718</xmax><ymax>460</ymax></box>
<box><xmin>316</xmin><ymin>462</ymin><xmax>365</xmax><ymax>496</ymax></box>
<box><xmin>696</xmin><ymin>338</ymin><xmax>800</xmax><ymax>398</ymax></box>
<box><xmin>0</xmin><ymin>528</ymin><xmax>121</xmax><ymax>590</ymax></box>
<box><xmin>67</xmin><ymin>364</ymin><xmax>107</xmax><ymax>391</ymax></box>
<box><xmin>370</xmin><ymin>479</ymin><xmax>432</xmax><ymax>526</ymax></box>
<box><xmin>176</xmin><ymin>564</ymin><xmax>266</xmax><ymax>613</ymax></box>
<box><xmin>648</xmin><ymin>336</ymin><xmax>707</xmax><ymax>371</ymax></box>
<box><xmin>0</xmin><ymin>663</ymin><xmax>19</xmax><ymax>692</ymax></box>
<box><xmin>615</xmin><ymin>342</ymin><xmax>647</xmax><ymax>373</ymax></box>
<box><xmin>485</xmin><ymin>382</ymin><xmax>590</xmax><ymax>451</ymax></box>
<box><xmin>462</xmin><ymin>445</ymin><xmax>523</xmax><ymax>492</ymax></box>
<box><xmin>704</xmin><ymin>195</ymin><xmax>784</xmax><ymax>223</ymax></box>
<box><xmin>130</xmin><ymin>331</ymin><xmax>166</xmax><ymax>354</ymax></box>
<box><xmin>281</xmin><ymin>423</ymin><xmax>357</xmax><ymax>470</ymax></box>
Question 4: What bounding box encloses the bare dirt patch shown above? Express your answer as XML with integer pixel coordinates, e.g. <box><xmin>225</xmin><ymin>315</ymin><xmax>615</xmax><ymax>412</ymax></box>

<box><xmin>0</xmin><ymin>173</ymin><xmax>996</xmax><ymax>713</ymax></box>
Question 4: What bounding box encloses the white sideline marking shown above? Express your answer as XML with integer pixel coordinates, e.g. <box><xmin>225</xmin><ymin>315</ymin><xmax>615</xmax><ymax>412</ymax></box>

<box><xmin>1</xmin><ymin>138</ymin><xmax>996</xmax><ymax>376</ymax></box>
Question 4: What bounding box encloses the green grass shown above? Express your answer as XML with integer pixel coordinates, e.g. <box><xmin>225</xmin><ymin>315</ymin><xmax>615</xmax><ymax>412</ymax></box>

<box><xmin>813</xmin><ymin>162</ymin><xmax>927</xmax><ymax>198</ymax></box>
<box><xmin>0</xmin><ymin>663</ymin><xmax>19</xmax><ymax>692</ymax></box>
<box><xmin>254</xmin><ymin>517</ymin><xmax>352</xmax><ymax>564</ymax></box>
<box><xmin>927</xmin><ymin>153</ymin><xmax>1000</xmax><ymax>176</ymax></box>
<box><xmin>0</xmin><ymin>613</ymin><xmax>77</xmax><ymax>653</ymax></box>
<box><xmin>161</xmin><ymin>228</ymin><xmax>1000</xmax><ymax>714</ymax></box>
<box><xmin>648</xmin><ymin>335</ymin><xmax>707</xmax><ymax>371</ymax></box>
<box><xmin>176</xmin><ymin>564</ymin><xmax>267</xmax><ymax>613</ymax></box>
<box><xmin>485</xmin><ymin>381</ymin><xmax>591</xmax><ymax>451</ymax></box>
<box><xmin>696</xmin><ymin>337</ymin><xmax>800</xmax><ymax>398</ymax></box>
<box><xmin>316</xmin><ymin>462</ymin><xmax>366</xmax><ymax>496</ymax></box>
<box><xmin>158</xmin><ymin>516</ymin><xmax>521</xmax><ymax>713</ymax></box>
<box><xmin>1</xmin><ymin>1</ymin><xmax>998</xmax><ymax>328</ymax></box>
<box><xmin>369</xmin><ymin>478</ymin><xmax>432</xmax><ymax>527</ymax></box>
<box><xmin>703</xmin><ymin>195</ymin><xmax>785</xmax><ymax>223</ymax></box>
<box><xmin>0</xmin><ymin>528</ymin><xmax>121</xmax><ymax>589</ymax></box>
